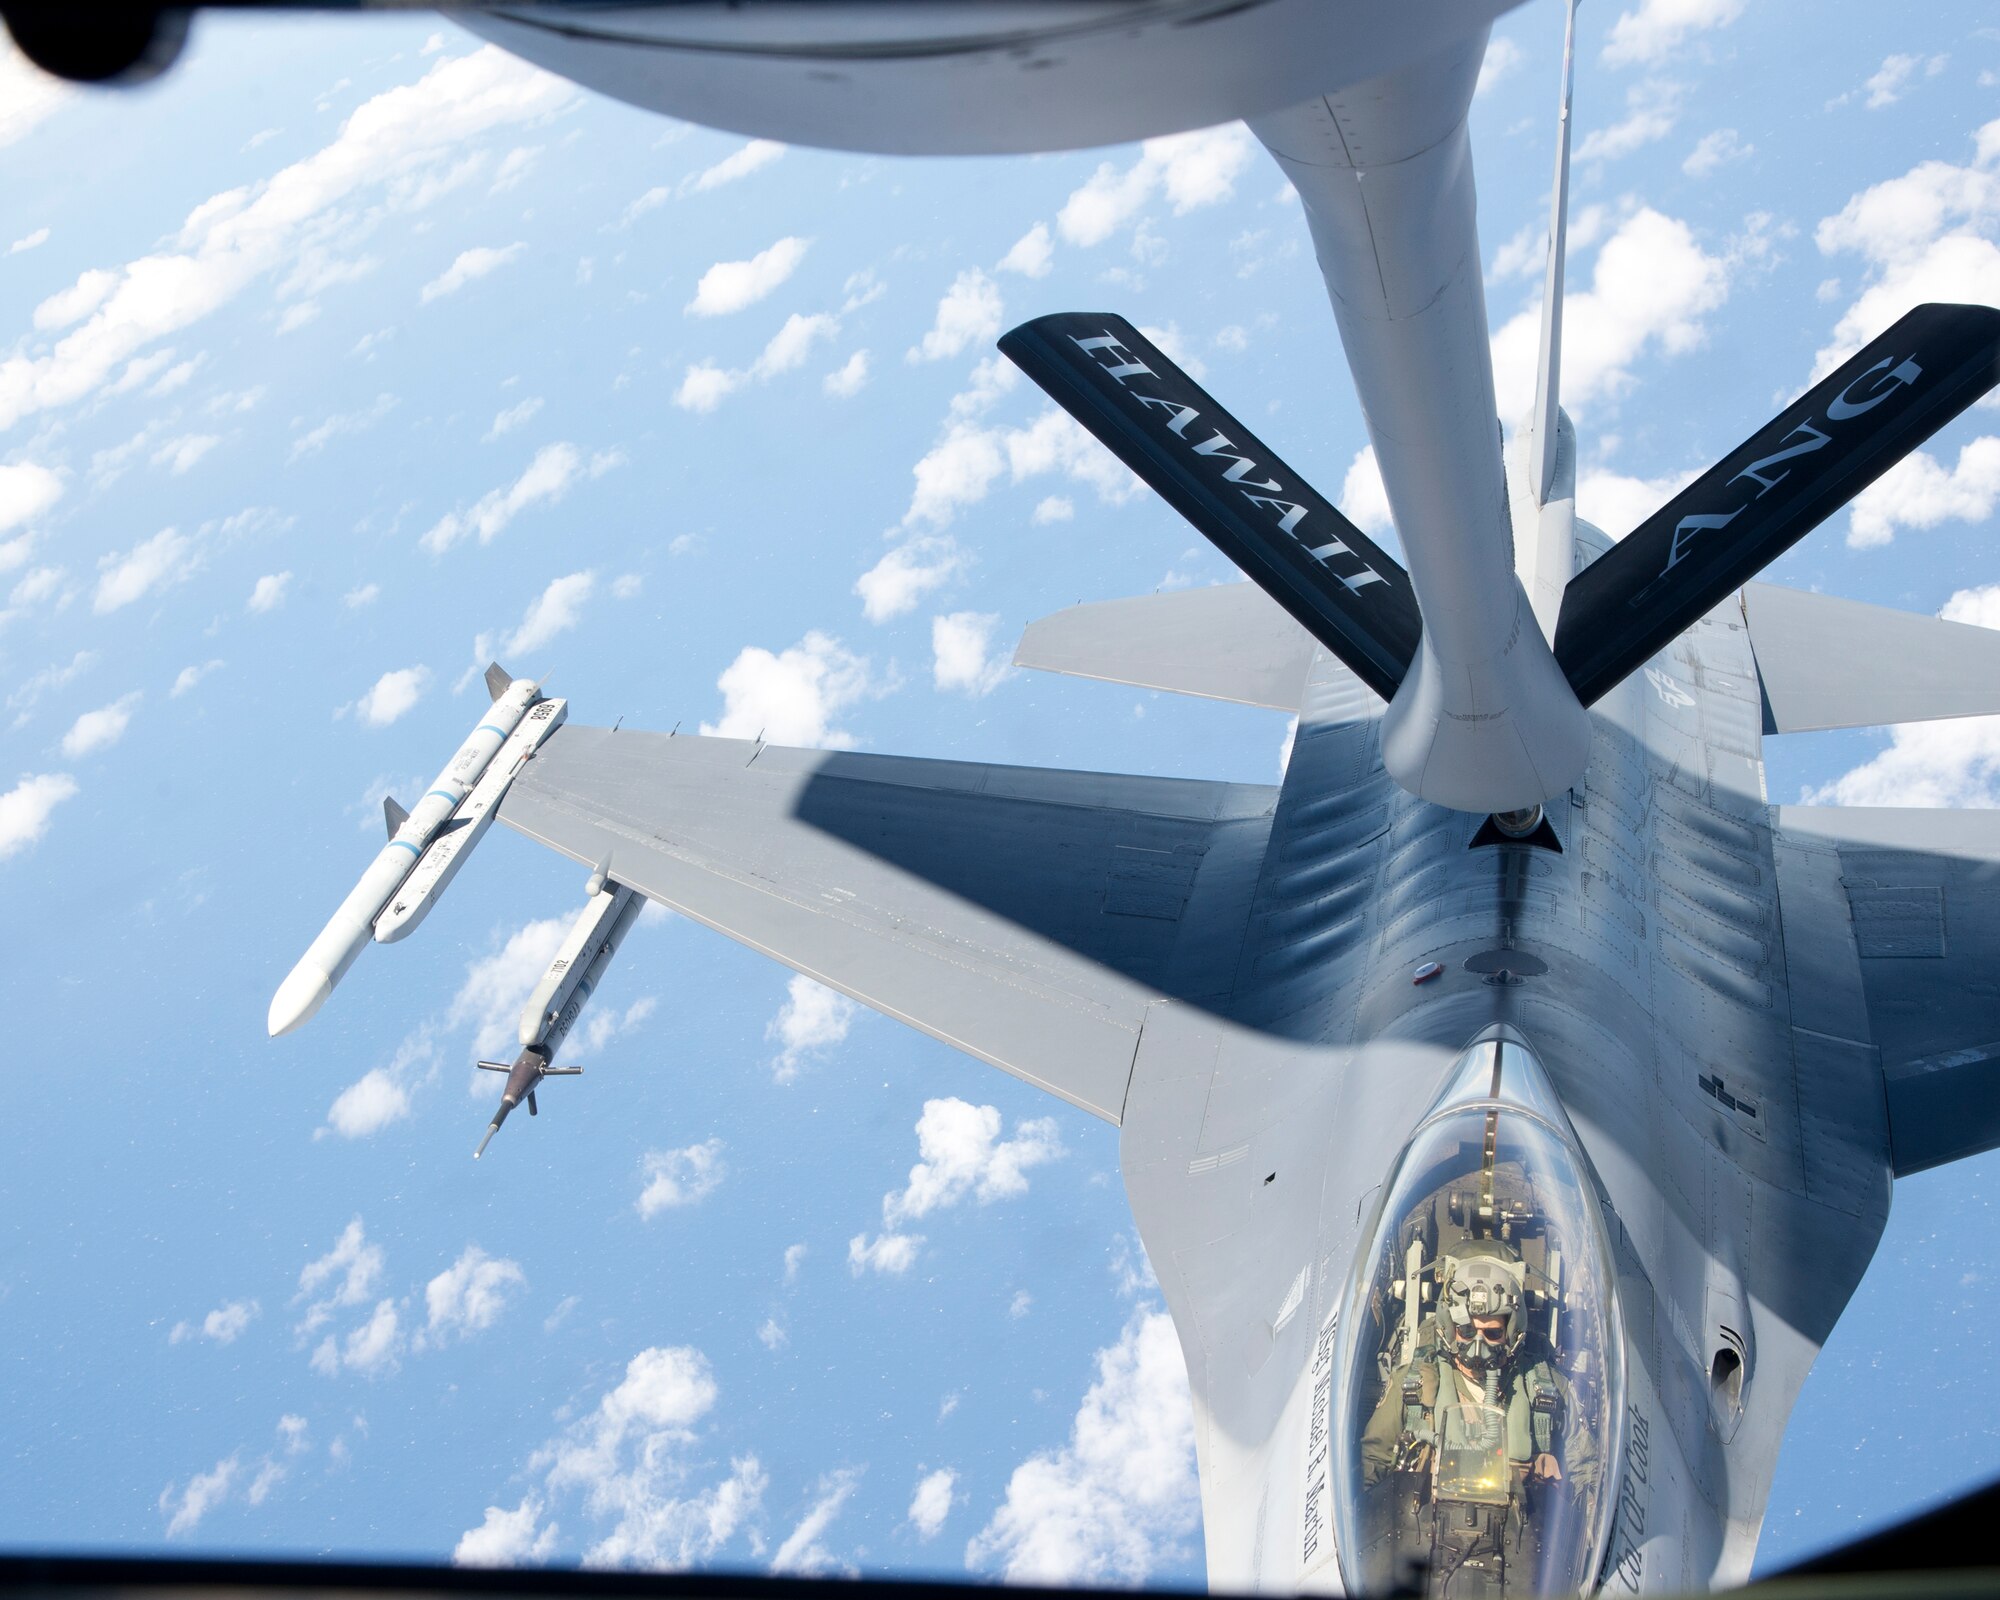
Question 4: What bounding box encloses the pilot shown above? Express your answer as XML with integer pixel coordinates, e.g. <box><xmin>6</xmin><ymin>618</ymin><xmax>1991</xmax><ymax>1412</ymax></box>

<box><xmin>1360</xmin><ymin>1240</ymin><xmax>1597</xmax><ymax>1598</ymax></box>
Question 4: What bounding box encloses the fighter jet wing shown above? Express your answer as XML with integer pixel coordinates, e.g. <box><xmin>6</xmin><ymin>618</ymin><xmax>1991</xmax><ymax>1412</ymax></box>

<box><xmin>497</xmin><ymin>726</ymin><xmax>1279</xmax><ymax>1123</ymax></box>
<box><xmin>1776</xmin><ymin>805</ymin><xmax>2000</xmax><ymax>1174</ymax></box>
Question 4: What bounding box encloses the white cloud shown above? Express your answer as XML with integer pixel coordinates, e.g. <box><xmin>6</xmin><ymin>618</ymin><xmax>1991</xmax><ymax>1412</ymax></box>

<box><xmin>9</xmin><ymin>226</ymin><xmax>49</xmax><ymax>254</ymax></box>
<box><xmin>422</xmin><ymin>442</ymin><xmax>583</xmax><ymax>553</ymax></box>
<box><xmin>1859</xmin><ymin>53</ymin><xmax>1946</xmax><ymax>112</ymax></box>
<box><xmin>1476</xmin><ymin>36</ymin><xmax>1524</xmax><ymax>96</ymax></box>
<box><xmin>909</xmin><ymin>269</ymin><xmax>1004</xmax><ymax>364</ymax></box>
<box><xmin>620</xmin><ymin>186</ymin><xmax>670</xmax><ymax>226</ymax></box>
<box><xmin>999</xmin><ymin>222</ymin><xmax>1054</xmax><ymax>279</ymax></box>
<box><xmin>881</xmin><ymin>1097</ymin><xmax>1064</xmax><ymax>1227</ymax></box>
<box><xmin>294</xmin><ymin>1218</ymin><xmax>385</xmax><ymax>1338</ymax></box>
<box><xmin>1575</xmin><ymin>464</ymin><xmax>1699</xmax><ymax>538</ymax></box>
<box><xmin>7</xmin><ymin>563</ymin><xmax>62</xmax><ymax>609</ymax></box>
<box><xmin>766</xmin><ymin>974</ymin><xmax>860</xmax><ymax>1082</ymax></box>
<box><xmin>447</xmin><ymin>915</ymin><xmax>571</xmax><ymax>1061</ymax></box>
<box><xmin>151</xmin><ymin>433</ymin><xmax>220</xmax><ymax>476</ymax></box>
<box><xmin>903</xmin><ymin>405</ymin><xmax>1138</xmax><ymax>530</ymax></box>
<box><xmin>94</xmin><ymin>528</ymin><xmax>196</xmax><ymax>613</ymax></box>
<box><xmin>611</xmin><ymin>573</ymin><xmax>643</xmax><ymax>600</ymax></box>
<box><xmin>847</xmin><ymin>1232</ymin><xmax>923</xmax><ymax>1275</ymax></box>
<box><xmin>161</xmin><ymin>1455</ymin><xmax>239</xmax><ymax>1538</ymax></box>
<box><xmin>701</xmin><ymin>632</ymin><xmax>872</xmax><ymax>749</ymax></box>
<box><xmin>1683</xmin><ymin>127</ymin><xmax>1752</xmax><ymax>178</ymax></box>
<box><xmin>0</xmin><ymin>47</ymin><xmax>572</xmax><ymax>436</ymax></box>
<box><xmin>1810</xmin><ymin>119</ymin><xmax>2000</xmax><ymax>380</ymax></box>
<box><xmin>34</xmin><ymin>269</ymin><xmax>116</xmax><ymax>332</ymax></box>
<box><xmin>290</xmin><ymin>394</ymin><xmax>397</xmax><ymax>461</ymax></box>
<box><xmin>1574</xmin><ymin>78</ymin><xmax>1683</xmax><ymax>164</ymax></box>
<box><xmin>0</xmin><ymin>462</ymin><xmax>62</xmax><ymax>532</ymax></box>
<box><xmin>247</xmin><ymin>571</ymin><xmax>292</xmax><ymax>613</ymax></box>
<box><xmin>686</xmin><ymin>236</ymin><xmax>810</xmax><ymax>316</ymax></box>
<box><xmin>491</xmin><ymin>145</ymin><xmax>541</xmax><ymax>193</ymax></box>
<box><xmin>784</xmin><ymin>1243</ymin><xmax>807</xmax><ymax>1283</ymax></box>
<box><xmin>966</xmin><ymin>1311</ymin><xmax>1198</xmax><ymax>1584</ymax></box>
<box><xmin>8</xmin><ymin>651</ymin><xmax>93</xmax><ymax>721</ymax></box>
<box><xmin>755</xmin><ymin>312</ymin><xmax>839</xmax><ymax>378</ymax></box>
<box><xmin>856</xmin><ymin>536</ymin><xmax>962</xmax><ymax>623</ymax></box>
<box><xmin>421</xmin><ymin>242</ymin><xmax>526</xmax><ymax>302</ymax></box>
<box><xmin>1601</xmin><ymin>0</ymin><xmax>1744</xmax><ymax>66</ymax></box>
<box><xmin>690</xmin><ymin>138</ymin><xmax>785</xmax><ymax>192</ymax></box>
<box><xmin>455</xmin><ymin>1498</ymin><xmax>559</xmax><ymax>1567</ymax></box>
<box><xmin>1489</xmin><ymin>207</ymin><xmax>1729</xmax><ymax>424</ymax></box>
<box><xmin>497</xmin><ymin>570</ymin><xmax>595</xmax><ymax>656</ymax></box>
<box><xmin>60</xmin><ymin>693</ymin><xmax>140</xmax><ymax>758</ymax></box>
<box><xmin>771</xmin><ymin>1468</ymin><xmax>862</xmax><ymax>1577</ymax></box>
<box><xmin>823</xmin><ymin>349</ymin><xmax>870</xmax><ymax>398</ymax></box>
<box><xmin>344</xmin><ymin>583</ymin><xmax>380</xmax><ymax>608</ymax></box>
<box><xmin>1847</xmin><ymin>437</ymin><xmax>2000</xmax><ymax>548</ymax></box>
<box><xmin>312</xmin><ymin>1298</ymin><xmax>403</xmax><ymax>1377</ymax></box>
<box><xmin>354</xmin><ymin>666</ymin><xmax>429</xmax><ymax>728</ymax></box>
<box><xmin>637</xmin><ymin>1139</ymin><xmax>728</xmax><ymax>1217</ymax></box>
<box><xmin>485</xmin><ymin>396</ymin><xmax>543</xmax><ymax>440</ymax></box>
<box><xmin>1339</xmin><ymin>446</ymin><xmax>1394</xmax><ymax>537</ymax></box>
<box><xmin>170</xmin><ymin>1299</ymin><xmax>259</xmax><ymax>1346</ymax></box>
<box><xmin>423</xmin><ymin>1245</ymin><xmax>526</xmax><ymax>1343</ymax></box>
<box><xmin>1010</xmin><ymin>1289</ymin><xmax>1035</xmax><ymax>1319</ymax></box>
<box><xmin>757</xmin><ymin>1318</ymin><xmax>787</xmax><ymax>1351</ymax></box>
<box><xmin>908</xmin><ymin>1468</ymin><xmax>956</xmax><ymax>1539</ymax></box>
<box><xmin>528</xmin><ymin>1344</ymin><xmax>766</xmax><ymax>1569</ymax></box>
<box><xmin>171</xmin><ymin>660</ymin><xmax>223</xmax><ymax>697</ymax></box>
<box><xmin>931</xmin><ymin>611</ymin><xmax>1011</xmax><ymax>696</ymax></box>
<box><xmin>675</xmin><ymin>361</ymin><xmax>742</xmax><ymax>413</ymax></box>
<box><xmin>1033</xmin><ymin>495</ymin><xmax>1074</xmax><ymax>525</ymax></box>
<box><xmin>1058</xmin><ymin>125</ymin><xmax>1253</xmax><ymax>247</ymax></box>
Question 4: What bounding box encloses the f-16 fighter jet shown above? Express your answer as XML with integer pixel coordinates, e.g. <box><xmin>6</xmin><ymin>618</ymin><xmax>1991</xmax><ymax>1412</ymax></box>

<box><xmin>247</xmin><ymin>1</ymin><xmax>2000</xmax><ymax>1592</ymax></box>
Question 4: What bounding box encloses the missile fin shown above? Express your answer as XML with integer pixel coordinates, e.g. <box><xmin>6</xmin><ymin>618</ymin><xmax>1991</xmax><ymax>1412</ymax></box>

<box><xmin>484</xmin><ymin>662</ymin><xmax>514</xmax><ymax>703</ymax></box>
<box><xmin>383</xmin><ymin>796</ymin><xmax>409</xmax><ymax>838</ymax></box>
<box><xmin>527</xmin><ymin>1090</ymin><xmax>539</xmax><ymax>1117</ymax></box>
<box><xmin>475</xmin><ymin>1060</ymin><xmax>511</xmax><ymax>1072</ymax></box>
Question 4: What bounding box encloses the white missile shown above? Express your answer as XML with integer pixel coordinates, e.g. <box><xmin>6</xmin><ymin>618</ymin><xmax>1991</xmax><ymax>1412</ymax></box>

<box><xmin>517</xmin><ymin>881</ymin><xmax>637</xmax><ymax>1047</ymax></box>
<box><xmin>372</xmin><ymin>696</ymin><xmax>569</xmax><ymax>944</ymax></box>
<box><xmin>267</xmin><ymin>667</ymin><xmax>541</xmax><ymax>1038</ymax></box>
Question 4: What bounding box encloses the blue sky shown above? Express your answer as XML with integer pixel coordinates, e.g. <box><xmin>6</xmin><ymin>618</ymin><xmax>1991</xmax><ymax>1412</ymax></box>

<box><xmin>1</xmin><ymin>0</ymin><xmax>1998</xmax><ymax>1582</ymax></box>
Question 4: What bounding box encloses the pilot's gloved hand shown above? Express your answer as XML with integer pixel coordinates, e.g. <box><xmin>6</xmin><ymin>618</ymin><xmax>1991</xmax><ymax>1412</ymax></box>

<box><xmin>1531</xmin><ymin>1453</ymin><xmax>1563</xmax><ymax>1483</ymax></box>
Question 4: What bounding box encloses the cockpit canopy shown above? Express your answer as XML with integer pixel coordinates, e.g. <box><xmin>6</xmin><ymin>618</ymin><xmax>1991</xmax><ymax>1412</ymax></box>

<box><xmin>1332</xmin><ymin>1029</ymin><xmax>1624</xmax><ymax>1599</ymax></box>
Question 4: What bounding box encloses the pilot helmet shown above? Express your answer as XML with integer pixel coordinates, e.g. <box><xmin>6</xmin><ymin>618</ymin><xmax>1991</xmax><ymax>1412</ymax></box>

<box><xmin>1438</xmin><ymin>1241</ymin><xmax>1525</xmax><ymax>1371</ymax></box>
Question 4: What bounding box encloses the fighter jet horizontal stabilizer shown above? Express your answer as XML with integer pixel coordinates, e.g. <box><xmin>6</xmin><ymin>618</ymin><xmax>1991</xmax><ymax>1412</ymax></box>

<box><xmin>1553</xmin><ymin>301</ymin><xmax>2000</xmax><ymax>707</ymax></box>
<box><xmin>999</xmin><ymin>313</ymin><xmax>1421</xmax><ymax>703</ymax></box>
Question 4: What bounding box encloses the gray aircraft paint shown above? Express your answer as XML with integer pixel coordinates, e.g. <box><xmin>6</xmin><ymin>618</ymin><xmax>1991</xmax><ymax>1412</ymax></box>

<box><xmin>304</xmin><ymin>4</ymin><xmax>2000</xmax><ymax>1588</ymax></box>
<box><xmin>498</xmin><ymin>519</ymin><xmax>2000</xmax><ymax>1587</ymax></box>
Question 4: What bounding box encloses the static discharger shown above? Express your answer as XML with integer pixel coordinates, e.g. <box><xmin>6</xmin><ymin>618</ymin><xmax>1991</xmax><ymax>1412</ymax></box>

<box><xmin>267</xmin><ymin>665</ymin><xmax>539</xmax><ymax>1038</ymax></box>
<box><xmin>476</xmin><ymin>882</ymin><xmax>645</xmax><ymax>1158</ymax></box>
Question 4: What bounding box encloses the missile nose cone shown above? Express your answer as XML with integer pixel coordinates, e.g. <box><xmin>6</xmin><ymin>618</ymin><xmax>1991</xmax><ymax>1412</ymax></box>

<box><xmin>268</xmin><ymin>965</ymin><xmax>334</xmax><ymax>1037</ymax></box>
<box><xmin>475</xmin><ymin>1122</ymin><xmax>501</xmax><ymax>1159</ymax></box>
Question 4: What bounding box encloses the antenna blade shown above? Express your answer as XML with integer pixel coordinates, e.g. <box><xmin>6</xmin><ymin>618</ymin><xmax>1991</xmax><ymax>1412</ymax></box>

<box><xmin>1528</xmin><ymin>0</ymin><xmax>1579</xmax><ymax>509</ymax></box>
